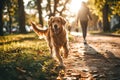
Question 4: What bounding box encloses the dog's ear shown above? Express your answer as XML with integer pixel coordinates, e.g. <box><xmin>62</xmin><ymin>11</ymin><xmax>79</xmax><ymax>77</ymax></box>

<box><xmin>60</xmin><ymin>17</ymin><xmax>66</xmax><ymax>25</ymax></box>
<box><xmin>48</xmin><ymin>16</ymin><xmax>54</xmax><ymax>26</ymax></box>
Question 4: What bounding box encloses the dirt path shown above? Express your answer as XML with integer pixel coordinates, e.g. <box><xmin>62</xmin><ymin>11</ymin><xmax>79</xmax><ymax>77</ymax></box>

<box><xmin>57</xmin><ymin>33</ymin><xmax>120</xmax><ymax>80</ymax></box>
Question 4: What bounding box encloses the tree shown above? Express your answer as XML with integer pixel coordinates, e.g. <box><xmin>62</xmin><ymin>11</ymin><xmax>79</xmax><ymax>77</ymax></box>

<box><xmin>0</xmin><ymin>0</ymin><xmax>14</xmax><ymax>35</ymax></box>
<box><xmin>102</xmin><ymin>2</ymin><xmax>110</xmax><ymax>32</ymax></box>
<box><xmin>18</xmin><ymin>0</ymin><xmax>27</xmax><ymax>33</ymax></box>
<box><xmin>36</xmin><ymin>0</ymin><xmax>43</xmax><ymax>26</ymax></box>
<box><xmin>0</xmin><ymin>1</ymin><xmax>4</xmax><ymax>36</ymax></box>
<box><xmin>27</xmin><ymin>0</ymin><xmax>43</xmax><ymax>26</ymax></box>
<box><xmin>58</xmin><ymin>0</ymin><xmax>70</xmax><ymax>16</ymax></box>
<box><xmin>88</xmin><ymin>0</ymin><xmax>120</xmax><ymax>32</ymax></box>
<box><xmin>27</xmin><ymin>0</ymin><xmax>70</xmax><ymax>26</ymax></box>
<box><xmin>6</xmin><ymin>0</ymin><xmax>12</xmax><ymax>34</ymax></box>
<box><xmin>46</xmin><ymin>0</ymin><xmax>70</xmax><ymax>18</ymax></box>
<box><xmin>3</xmin><ymin>0</ymin><xmax>18</xmax><ymax>34</ymax></box>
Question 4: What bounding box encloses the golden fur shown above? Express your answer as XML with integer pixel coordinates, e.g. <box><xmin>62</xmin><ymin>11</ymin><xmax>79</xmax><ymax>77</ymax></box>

<box><xmin>31</xmin><ymin>16</ymin><xmax>69</xmax><ymax>66</ymax></box>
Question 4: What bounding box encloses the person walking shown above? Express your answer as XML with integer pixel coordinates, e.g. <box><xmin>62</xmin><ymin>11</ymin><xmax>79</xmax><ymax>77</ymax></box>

<box><xmin>76</xmin><ymin>1</ymin><xmax>92</xmax><ymax>44</ymax></box>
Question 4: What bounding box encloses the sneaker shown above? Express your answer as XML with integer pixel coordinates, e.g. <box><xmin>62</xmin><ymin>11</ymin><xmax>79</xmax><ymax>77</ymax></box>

<box><xmin>83</xmin><ymin>40</ymin><xmax>87</xmax><ymax>44</ymax></box>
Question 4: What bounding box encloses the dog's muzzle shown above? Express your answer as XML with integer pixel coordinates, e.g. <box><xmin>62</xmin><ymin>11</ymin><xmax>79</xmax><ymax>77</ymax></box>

<box><xmin>54</xmin><ymin>24</ymin><xmax>58</xmax><ymax>30</ymax></box>
<box><xmin>53</xmin><ymin>24</ymin><xmax>59</xmax><ymax>34</ymax></box>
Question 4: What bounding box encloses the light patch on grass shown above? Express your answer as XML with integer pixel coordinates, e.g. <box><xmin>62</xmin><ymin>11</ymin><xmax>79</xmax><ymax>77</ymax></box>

<box><xmin>0</xmin><ymin>33</ymin><xmax>58</xmax><ymax>80</ymax></box>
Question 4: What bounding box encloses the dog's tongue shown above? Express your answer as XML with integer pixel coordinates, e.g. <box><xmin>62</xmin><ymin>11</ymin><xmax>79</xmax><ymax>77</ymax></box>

<box><xmin>54</xmin><ymin>29</ymin><xmax>59</xmax><ymax>34</ymax></box>
<box><xmin>54</xmin><ymin>30</ymin><xmax>58</xmax><ymax>34</ymax></box>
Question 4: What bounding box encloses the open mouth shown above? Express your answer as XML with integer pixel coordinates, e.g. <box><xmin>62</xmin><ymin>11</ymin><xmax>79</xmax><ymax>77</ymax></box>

<box><xmin>53</xmin><ymin>24</ymin><xmax>59</xmax><ymax>34</ymax></box>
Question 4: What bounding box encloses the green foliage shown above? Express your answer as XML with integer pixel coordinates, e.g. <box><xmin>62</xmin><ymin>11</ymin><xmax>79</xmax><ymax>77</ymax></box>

<box><xmin>88</xmin><ymin>0</ymin><xmax>120</xmax><ymax>18</ymax></box>
<box><xmin>115</xmin><ymin>29</ymin><xmax>120</xmax><ymax>34</ymax></box>
<box><xmin>3</xmin><ymin>0</ymin><xmax>18</xmax><ymax>23</ymax></box>
<box><xmin>0</xmin><ymin>33</ymin><xmax>58</xmax><ymax>80</ymax></box>
<box><xmin>68</xmin><ymin>34</ymin><xmax>74</xmax><ymax>42</ymax></box>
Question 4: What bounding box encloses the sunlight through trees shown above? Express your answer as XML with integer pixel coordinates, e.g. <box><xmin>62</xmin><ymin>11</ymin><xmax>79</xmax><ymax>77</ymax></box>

<box><xmin>0</xmin><ymin>0</ymin><xmax>120</xmax><ymax>35</ymax></box>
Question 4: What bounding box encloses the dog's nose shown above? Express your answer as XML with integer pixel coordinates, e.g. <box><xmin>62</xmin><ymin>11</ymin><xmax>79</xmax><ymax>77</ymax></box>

<box><xmin>54</xmin><ymin>24</ymin><xmax>58</xmax><ymax>29</ymax></box>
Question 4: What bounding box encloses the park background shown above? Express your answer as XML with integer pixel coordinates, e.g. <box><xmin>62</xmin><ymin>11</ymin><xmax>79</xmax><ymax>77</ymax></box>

<box><xmin>0</xmin><ymin>0</ymin><xmax>120</xmax><ymax>80</ymax></box>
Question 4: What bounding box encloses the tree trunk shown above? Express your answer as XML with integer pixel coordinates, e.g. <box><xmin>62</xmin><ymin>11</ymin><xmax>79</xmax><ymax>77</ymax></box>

<box><xmin>47</xmin><ymin>0</ymin><xmax>59</xmax><ymax>18</ymax></box>
<box><xmin>53</xmin><ymin>0</ymin><xmax>59</xmax><ymax>16</ymax></box>
<box><xmin>7</xmin><ymin>2</ymin><xmax>12</xmax><ymax>34</ymax></box>
<box><xmin>18</xmin><ymin>0</ymin><xmax>27</xmax><ymax>33</ymax></box>
<box><xmin>37</xmin><ymin>0</ymin><xmax>43</xmax><ymax>26</ymax></box>
<box><xmin>59</xmin><ymin>0</ymin><xmax>69</xmax><ymax>16</ymax></box>
<box><xmin>102</xmin><ymin>3</ymin><xmax>110</xmax><ymax>32</ymax></box>
<box><xmin>47</xmin><ymin>0</ymin><xmax>52</xmax><ymax>18</ymax></box>
<box><xmin>0</xmin><ymin>4</ymin><xmax>4</xmax><ymax>36</ymax></box>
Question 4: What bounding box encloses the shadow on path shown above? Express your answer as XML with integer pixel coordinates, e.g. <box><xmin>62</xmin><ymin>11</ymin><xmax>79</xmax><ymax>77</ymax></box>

<box><xmin>83</xmin><ymin>43</ymin><xmax>120</xmax><ymax>79</ymax></box>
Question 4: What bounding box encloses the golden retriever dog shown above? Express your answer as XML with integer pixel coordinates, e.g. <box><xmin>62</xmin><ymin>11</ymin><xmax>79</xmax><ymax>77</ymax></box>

<box><xmin>31</xmin><ymin>16</ymin><xmax>69</xmax><ymax>66</ymax></box>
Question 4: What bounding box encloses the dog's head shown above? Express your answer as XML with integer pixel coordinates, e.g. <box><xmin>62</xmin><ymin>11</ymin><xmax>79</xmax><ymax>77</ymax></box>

<box><xmin>48</xmin><ymin>16</ymin><xmax>66</xmax><ymax>34</ymax></box>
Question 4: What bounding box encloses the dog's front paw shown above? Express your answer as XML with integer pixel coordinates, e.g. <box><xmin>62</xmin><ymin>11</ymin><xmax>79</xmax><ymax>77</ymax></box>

<box><xmin>55</xmin><ymin>65</ymin><xmax>65</xmax><ymax>71</ymax></box>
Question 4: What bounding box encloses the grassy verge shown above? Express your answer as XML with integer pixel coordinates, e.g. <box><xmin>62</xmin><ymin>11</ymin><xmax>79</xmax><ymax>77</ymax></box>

<box><xmin>89</xmin><ymin>30</ymin><xmax>120</xmax><ymax>37</ymax></box>
<box><xmin>0</xmin><ymin>33</ymin><xmax>58</xmax><ymax>80</ymax></box>
<box><xmin>114</xmin><ymin>29</ymin><xmax>120</xmax><ymax>34</ymax></box>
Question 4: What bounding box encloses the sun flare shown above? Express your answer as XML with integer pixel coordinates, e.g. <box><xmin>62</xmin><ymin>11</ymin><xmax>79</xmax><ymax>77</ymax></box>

<box><xmin>69</xmin><ymin>0</ymin><xmax>88</xmax><ymax>14</ymax></box>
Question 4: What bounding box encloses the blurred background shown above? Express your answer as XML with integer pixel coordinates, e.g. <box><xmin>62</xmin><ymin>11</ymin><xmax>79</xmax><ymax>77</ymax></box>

<box><xmin>0</xmin><ymin>0</ymin><xmax>120</xmax><ymax>36</ymax></box>
<box><xmin>0</xmin><ymin>1</ymin><xmax>120</xmax><ymax>80</ymax></box>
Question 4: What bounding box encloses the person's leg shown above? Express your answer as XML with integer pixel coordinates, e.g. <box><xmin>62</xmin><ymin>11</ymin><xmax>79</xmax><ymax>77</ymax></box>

<box><xmin>80</xmin><ymin>21</ymin><xmax>88</xmax><ymax>43</ymax></box>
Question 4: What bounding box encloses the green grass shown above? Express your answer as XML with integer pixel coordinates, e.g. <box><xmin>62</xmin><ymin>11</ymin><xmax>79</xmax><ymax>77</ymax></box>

<box><xmin>114</xmin><ymin>29</ymin><xmax>120</xmax><ymax>34</ymax></box>
<box><xmin>0</xmin><ymin>33</ymin><xmax>58</xmax><ymax>80</ymax></box>
<box><xmin>89</xmin><ymin>30</ymin><xmax>120</xmax><ymax>36</ymax></box>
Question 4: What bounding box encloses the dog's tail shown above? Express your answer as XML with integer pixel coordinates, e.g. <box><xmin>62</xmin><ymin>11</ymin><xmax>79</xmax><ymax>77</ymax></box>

<box><xmin>31</xmin><ymin>22</ymin><xmax>48</xmax><ymax>37</ymax></box>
